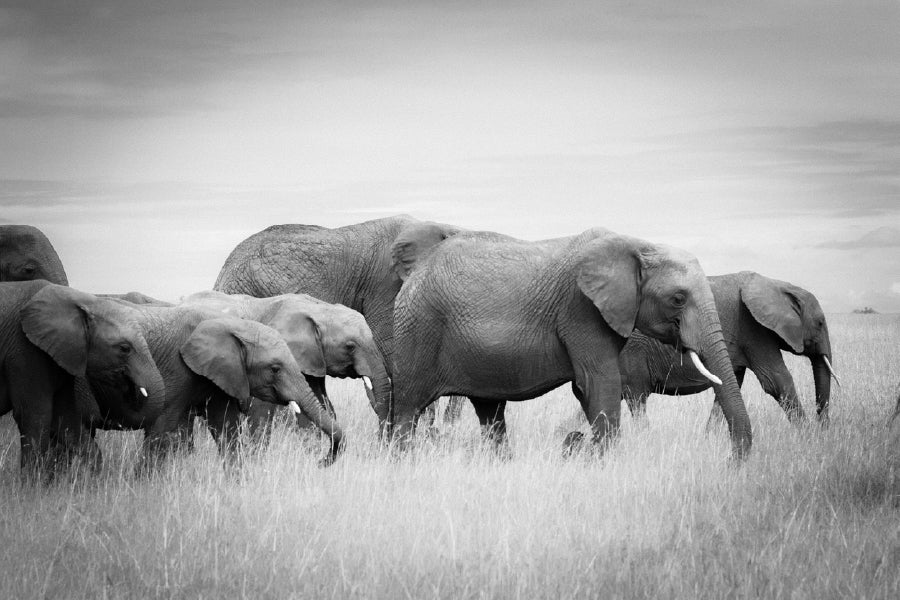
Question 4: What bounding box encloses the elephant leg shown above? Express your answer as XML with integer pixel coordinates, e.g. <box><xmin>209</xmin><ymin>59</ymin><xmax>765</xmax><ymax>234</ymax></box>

<box><xmin>755</xmin><ymin>364</ymin><xmax>806</xmax><ymax>424</ymax></box>
<box><xmin>244</xmin><ymin>400</ymin><xmax>278</xmax><ymax>446</ymax></box>
<box><xmin>204</xmin><ymin>396</ymin><xmax>244</xmax><ymax>466</ymax></box>
<box><xmin>574</xmin><ymin>368</ymin><xmax>622</xmax><ymax>449</ymax></box>
<box><xmin>469</xmin><ymin>398</ymin><xmax>509</xmax><ymax>452</ymax></box>
<box><xmin>390</xmin><ymin>383</ymin><xmax>440</xmax><ymax>451</ymax></box>
<box><xmin>561</xmin><ymin>324</ymin><xmax>625</xmax><ymax>451</ymax></box>
<box><xmin>51</xmin><ymin>385</ymin><xmax>101</xmax><ymax>474</ymax></box>
<box><xmin>139</xmin><ymin>411</ymin><xmax>193</xmax><ymax>475</ymax></box>
<box><xmin>9</xmin><ymin>380</ymin><xmax>58</xmax><ymax>481</ymax></box>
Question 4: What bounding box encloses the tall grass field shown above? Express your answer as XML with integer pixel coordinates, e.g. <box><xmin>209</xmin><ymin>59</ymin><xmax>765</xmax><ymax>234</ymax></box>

<box><xmin>1</xmin><ymin>313</ymin><xmax>898</xmax><ymax>599</ymax></box>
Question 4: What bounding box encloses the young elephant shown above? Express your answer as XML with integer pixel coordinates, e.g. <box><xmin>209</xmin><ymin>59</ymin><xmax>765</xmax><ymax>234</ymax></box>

<box><xmin>390</xmin><ymin>228</ymin><xmax>752</xmax><ymax>460</ymax></box>
<box><xmin>180</xmin><ymin>290</ymin><xmax>389</xmax><ymax>434</ymax></box>
<box><xmin>620</xmin><ymin>271</ymin><xmax>839</xmax><ymax>424</ymax></box>
<box><xmin>1</xmin><ymin>281</ymin><xmax>163</xmax><ymax>476</ymax></box>
<box><xmin>82</xmin><ymin>304</ymin><xmax>344</xmax><ymax>469</ymax></box>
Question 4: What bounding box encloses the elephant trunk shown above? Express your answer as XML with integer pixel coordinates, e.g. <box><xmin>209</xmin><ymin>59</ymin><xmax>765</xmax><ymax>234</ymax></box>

<box><xmin>283</xmin><ymin>377</ymin><xmax>344</xmax><ymax>466</ymax></box>
<box><xmin>698</xmin><ymin>302</ymin><xmax>752</xmax><ymax>460</ymax></box>
<box><xmin>356</xmin><ymin>342</ymin><xmax>392</xmax><ymax>432</ymax></box>
<box><xmin>811</xmin><ymin>354</ymin><xmax>833</xmax><ymax>423</ymax></box>
<box><xmin>126</xmin><ymin>337</ymin><xmax>165</xmax><ymax>411</ymax></box>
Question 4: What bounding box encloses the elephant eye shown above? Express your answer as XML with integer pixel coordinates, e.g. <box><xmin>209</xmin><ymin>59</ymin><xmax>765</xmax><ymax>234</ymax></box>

<box><xmin>118</xmin><ymin>343</ymin><xmax>132</xmax><ymax>354</ymax></box>
<box><xmin>671</xmin><ymin>293</ymin><xmax>687</xmax><ymax>308</ymax></box>
<box><xmin>270</xmin><ymin>364</ymin><xmax>281</xmax><ymax>374</ymax></box>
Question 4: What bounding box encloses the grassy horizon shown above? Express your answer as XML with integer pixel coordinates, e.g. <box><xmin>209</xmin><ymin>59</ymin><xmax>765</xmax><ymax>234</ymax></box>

<box><xmin>1</xmin><ymin>313</ymin><xmax>899</xmax><ymax>599</ymax></box>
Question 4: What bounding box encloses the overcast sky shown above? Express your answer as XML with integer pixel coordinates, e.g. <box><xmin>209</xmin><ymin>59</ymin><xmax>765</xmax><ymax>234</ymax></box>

<box><xmin>2</xmin><ymin>0</ymin><xmax>899</xmax><ymax>311</ymax></box>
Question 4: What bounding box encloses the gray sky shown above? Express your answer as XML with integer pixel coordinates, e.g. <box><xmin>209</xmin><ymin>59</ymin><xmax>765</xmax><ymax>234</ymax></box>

<box><xmin>2</xmin><ymin>0</ymin><xmax>899</xmax><ymax>310</ymax></box>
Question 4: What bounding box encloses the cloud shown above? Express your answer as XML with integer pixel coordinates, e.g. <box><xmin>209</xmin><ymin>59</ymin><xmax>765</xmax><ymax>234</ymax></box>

<box><xmin>816</xmin><ymin>227</ymin><xmax>900</xmax><ymax>249</ymax></box>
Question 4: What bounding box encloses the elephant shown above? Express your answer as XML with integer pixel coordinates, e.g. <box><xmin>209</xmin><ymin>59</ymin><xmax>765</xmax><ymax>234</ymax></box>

<box><xmin>79</xmin><ymin>303</ymin><xmax>344</xmax><ymax>469</ymax></box>
<box><xmin>180</xmin><ymin>290</ymin><xmax>389</xmax><ymax>436</ymax></box>
<box><xmin>388</xmin><ymin>227</ymin><xmax>753</xmax><ymax>460</ymax></box>
<box><xmin>214</xmin><ymin>216</ymin><xmax>463</xmax><ymax>428</ymax></box>
<box><xmin>620</xmin><ymin>271</ymin><xmax>839</xmax><ymax>424</ymax></box>
<box><xmin>0</xmin><ymin>225</ymin><xmax>68</xmax><ymax>285</ymax></box>
<box><xmin>98</xmin><ymin>291</ymin><xmax>172</xmax><ymax>305</ymax></box>
<box><xmin>1</xmin><ymin>280</ymin><xmax>163</xmax><ymax>477</ymax></box>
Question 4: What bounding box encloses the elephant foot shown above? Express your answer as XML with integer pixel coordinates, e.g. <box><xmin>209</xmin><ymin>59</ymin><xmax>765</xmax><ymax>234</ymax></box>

<box><xmin>562</xmin><ymin>431</ymin><xmax>586</xmax><ymax>458</ymax></box>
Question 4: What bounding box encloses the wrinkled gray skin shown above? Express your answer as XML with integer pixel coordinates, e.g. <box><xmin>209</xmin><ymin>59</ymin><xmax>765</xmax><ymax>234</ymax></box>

<box><xmin>390</xmin><ymin>228</ymin><xmax>752</xmax><ymax>460</ymax></box>
<box><xmin>620</xmin><ymin>271</ymin><xmax>836</xmax><ymax>424</ymax></box>
<box><xmin>81</xmin><ymin>305</ymin><xmax>344</xmax><ymax>469</ymax></box>
<box><xmin>99</xmin><ymin>291</ymin><xmax>172</xmax><ymax>305</ymax></box>
<box><xmin>181</xmin><ymin>290</ymin><xmax>388</xmax><ymax>436</ymax></box>
<box><xmin>0</xmin><ymin>225</ymin><xmax>68</xmax><ymax>285</ymax></box>
<box><xmin>0</xmin><ymin>281</ymin><xmax>163</xmax><ymax>478</ymax></box>
<box><xmin>214</xmin><ymin>216</ymin><xmax>463</xmax><ymax>430</ymax></box>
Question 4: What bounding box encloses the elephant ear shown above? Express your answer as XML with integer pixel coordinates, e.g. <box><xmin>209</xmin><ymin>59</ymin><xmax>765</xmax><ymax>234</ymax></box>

<box><xmin>390</xmin><ymin>221</ymin><xmax>462</xmax><ymax>281</ymax></box>
<box><xmin>574</xmin><ymin>234</ymin><xmax>645</xmax><ymax>338</ymax></box>
<box><xmin>741</xmin><ymin>273</ymin><xmax>804</xmax><ymax>353</ymax></box>
<box><xmin>180</xmin><ymin>319</ymin><xmax>251</xmax><ymax>402</ymax></box>
<box><xmin>265</xmin><ymin>308</ymin><xmax>327</xmax><ymax>377</ymax></box>
<box><xmin>20</xmin><ymin>284</ymin><xmax>97</xmax><ymax>376</ymax></box>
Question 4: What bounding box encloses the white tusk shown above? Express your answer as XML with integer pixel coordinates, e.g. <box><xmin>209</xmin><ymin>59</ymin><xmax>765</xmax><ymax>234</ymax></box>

<box><xmin>822</xmin><ymin>356</ymin><xmax>842</xmax><ymax>389</ymax></box>
<box><xmin>363</xmin><ymin>376</ymin><xmax>373</xmax><ymax>391</ymax></box>
<box><xmin>288</xmin><ymin>401</ymin><xmax>302</xmax><ymax>415</ymax></box>
<box><xmin>688</xmin><ymin>350</ymin><xmax>723</xmax><ymax>386</ymax></box>
<box><xmin>139</xmin><ymin>387</ymin><xmax>148</xmax><ymax>398</ymax></box>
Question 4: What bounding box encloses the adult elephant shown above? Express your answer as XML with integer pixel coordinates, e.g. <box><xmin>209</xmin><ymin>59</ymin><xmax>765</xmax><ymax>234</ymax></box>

<box><xmin>389</xmin><ymin>228</ymin><xmax>752</xmax><ymax>460</ymax></box>
<box><xmin>620</xmin><ymin>271</ymin><xmax>839</xmax><ymax>424</ymax></box>
<box><xmin>0</xmin><ymin>225</ymin><xmax>68</xmax><ymax>285</ymax></box>
<box><xmin>80</xmin><ymin>304</ymin><xmax>344</xmax><ymax>469</ymax></box>
<box><xmin>181</xmin><ymin>290</ymin><xmax>389</xmax><ymax>434</ymax></box>
<box><xmin>2</xmin><ymin>281</ymin><xmax>163</xmax><ymax>476</ymax></box>
<box><xmin>214</xmin><ymin>216</ymin><xmax>463</xmax><ymax>427</ymax></box>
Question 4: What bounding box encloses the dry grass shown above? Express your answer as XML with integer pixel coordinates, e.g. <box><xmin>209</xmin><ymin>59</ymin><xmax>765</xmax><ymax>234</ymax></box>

<box><xmin>1</xmin><ymin>314</ymin><xmax>899</xmax><ymax>599</ymax></box>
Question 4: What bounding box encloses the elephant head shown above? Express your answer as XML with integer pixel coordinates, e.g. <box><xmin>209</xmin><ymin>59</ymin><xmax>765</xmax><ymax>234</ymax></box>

<box><xmin>180</xmin><ymin>317</ymin><xmax>345</xmax><ymax>465</ymax></box>
<box><xmin>738</xmin><ymin>272</ymin><xmax>837</xmax><ymax>420</ymax></box>
<box><xmin>20</xmin><ymin>284</ymin><xmax>165</xmax><ymax>411</ymax></box>
<box><xmin>0</xmin><ymin>225</ymin><xmax>68</xmax><ymax>285</ymax></box>
<box><xmin>576</xmin><ymin>232</ymin><xmax>752</xmax><ymax>457</ymax></box>
<box><xmin>264</xmin><ymin>296</ymin><xmax>392</xmax><ymax>420</ymax></box>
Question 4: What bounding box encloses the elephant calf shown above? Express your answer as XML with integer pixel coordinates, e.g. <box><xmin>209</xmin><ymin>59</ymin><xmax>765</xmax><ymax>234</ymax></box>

<box><xmin>81</xmin><ymin>302</ymin><xmax>345</xmax><ymax>470</ymax></box>
<box><xmin>1</xmin><ymin>281</ymin><xmax>162</xmax><ymax>478</ymax></box>
<box><xmin>180</xmin><ymin>290</ymin><xmax>390</xmax><ymax>437</ymax></box>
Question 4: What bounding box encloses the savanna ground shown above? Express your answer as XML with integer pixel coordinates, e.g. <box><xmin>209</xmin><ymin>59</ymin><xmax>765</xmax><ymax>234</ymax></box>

<box><xmin>1</xmin><ymin>314</ymin><xmax>899</xmax><ymax>599</ymax></box>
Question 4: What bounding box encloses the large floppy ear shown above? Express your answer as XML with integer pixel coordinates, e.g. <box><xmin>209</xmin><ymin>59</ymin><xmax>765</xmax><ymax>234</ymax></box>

<box><xmin>265</xmin><ymin>308</ymin><xmax>327</xmax><ymax>377</ymax></box>
<box><xmin>20</xmin><ymin>284</ymin><xmax>96</xmax><ymax>376</ymax></box>
<box><xmin>180</xmin><ymin>319</ymin><xmax>251</xmax><ymax>401</ymax></box>
<box><xmin>574</xmin><ymin>234</ymin><xmax>644</xmax><ymax>338</ymax></box>
<box><xmin>390</xmin><ymin>222</ymin><xmax>461</xmax><ymax>281</ymax></box>
<box><xmin>740</xmin><ymin>272</ymin><xmax>804</xmax><ymax>353</ymax></box>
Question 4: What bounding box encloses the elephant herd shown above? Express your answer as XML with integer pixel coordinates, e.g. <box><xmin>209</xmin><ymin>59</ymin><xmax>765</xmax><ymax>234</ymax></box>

<box><xmin>0</xmin><ymin>218</ymin><xmax>841</xmax><ymax>479</ymax></box>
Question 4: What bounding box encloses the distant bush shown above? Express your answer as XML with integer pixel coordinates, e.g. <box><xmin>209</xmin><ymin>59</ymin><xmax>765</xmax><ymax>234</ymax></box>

<box><xmin>852</xmin><ymin>307</ymin><xmax>879</xmax><ymax>314</ymax></box>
